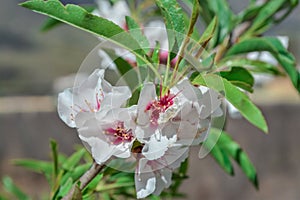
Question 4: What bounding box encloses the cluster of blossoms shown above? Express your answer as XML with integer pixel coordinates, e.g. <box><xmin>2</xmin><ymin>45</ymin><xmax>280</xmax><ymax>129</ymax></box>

<box><xmin>58</xmin><ymin>68</ymin><xmax>222</xmax><ymax>198</ymax></box>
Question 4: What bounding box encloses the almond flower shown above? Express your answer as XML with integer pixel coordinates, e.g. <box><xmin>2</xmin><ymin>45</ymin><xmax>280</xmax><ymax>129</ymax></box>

<box><xmin>134</xmin><ymin>79</ymin><xmax>222</xmax><ymax>198</ymax></box>
<box><xmin>135</xmin><ymin>131</ymin><xmax>192</xmax><ymax>198</ymax></box>
<box><xmin>57</xmin><ymin>69</ymin><xmax>131</xmax><ymax>128</ymax></box>
<box><xmin>78</xmin><ymin>106</ymin><xmax>137</xmax><ymax>165</ymax></box>
<box><xmin>136</xmin><ymin>79</ymin><xmax>200</xmax><ymax>139</ymax></box>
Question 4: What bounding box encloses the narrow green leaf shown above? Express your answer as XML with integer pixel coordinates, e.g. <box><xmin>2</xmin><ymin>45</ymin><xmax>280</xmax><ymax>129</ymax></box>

<box><xmin>41</xmin><ymin>5</ymin><xmax>95</xmax><ymax>32</ymax></box>
<box><xmin>50</xmin><ymin>140</ymin><xmax>59</xmax><ymax>177</ymax></box>
<box><xmin>57</xmin><ymin>177</ymin><xmax>74</xmax><ymax>198</ymax></box>
<box><xmin>206</xmin><ymin>142</ymin><xmax>233</xmax><ymax>175</ymax></box>
<box><xmin>62</xmin><ymin>148</ymin><xmax>86</xmax><ymax>171</ymax></box>
<box><xmin>155</xmin><ymin>0</ymin><xmax>186</xmax><ymax>52</ymax></box>
<box><xmin>186</xmin><ymin>0</ymin><xmax>200</xmax><ymax>37</ymax></box>
<box><xmin>237</xmin><ymin>4</ymin><xmax>263</xmax><ymax>22</ymax></box>
<box><xmin>192</xmin><ymin>74</ymin><xmax>268</xmax><ymax>133</ymax></box>
<box><xmin>219</xmin><ymin>58</ymin><xmax>283</xmax><ymax>75</ymax></box>
<box><xmin>152</xmin><ymin>41</ymin><xmax>160</xmax><ymax>65</ymax></box>
<box><xmin>198</xmin><ymin>0</ymin><xmax>214</xmax><ymax>25</ymax></box>
<box><xmin>216</xmin><ymin>130</ymin><xmax>259</xmax><ymax>188</ymax></box>
<box><xmin>82</xmin><ymin>173</ymin><xmax>103</xmax><ymax>194</ymax></box>
<box><xmin>219</xmin><ymin>67</ymin><xmax>254</xmax><ymax>92</ymax></box>
<box><xmin>13</xmin><ymin>159</ymin><xmax>52</xmax><ymax>174</ymax></box>
<box><xmin>61</xmin><ymin>163</ymin><xmax>91</xmax><ymax>186</ymax></box>
<box><xmin>206</xmin><ymin>0</ymin><xmax>235</xmax><ymax>44</ymax></box>
<box><xmin>2</xmin><ymin>176</ymin><xmax>31</xmax><ymax>200</ymax></box>
<box><xmin>226</xmin><ymin>37</ymin><xmax>300</xmax><ymax>92</ymax></box>
<box><xmin>125</xmin><ymin>16</ymin><xmax>150</xmax><ymax>53</ymax></box>
<box><xmin>198</xmin><ymin>16</ymin><xmax>217</xmax><ymax>45</ymax></box>
<box><xmin>20</xmin><ymin>0</ymin><xmax>146</xmax><ymax>58</ymax></box>
<box><xmin>249</xmin><ymin>0</ymin><xmax>286</xmax><ymax>32</ymax></box>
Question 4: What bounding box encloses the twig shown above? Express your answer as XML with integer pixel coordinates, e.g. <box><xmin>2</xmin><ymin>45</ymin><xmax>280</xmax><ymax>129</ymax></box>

<box><xmin>62</xmin><ymin>162</ymin><xmax>105</xmax><ymax>200</ymax></box>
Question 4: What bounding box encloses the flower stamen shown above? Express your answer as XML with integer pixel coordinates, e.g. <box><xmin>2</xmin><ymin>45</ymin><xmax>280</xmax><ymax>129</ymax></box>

<box><xmin>105</xmin><ymin>121</ymin><xmax>133</xmax><ymax>145</ymax></box>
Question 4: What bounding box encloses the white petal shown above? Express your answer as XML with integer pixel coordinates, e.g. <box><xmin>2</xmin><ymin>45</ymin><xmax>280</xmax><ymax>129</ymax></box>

<box><xmin>199</xmin><ymin>89</ymin><xmax>221</xmax><ymax>119</ymax></box>
<box><xmin>79</xmin><ymin>136</ymin><xmax>115</xmax><ymax>165</ymax></box>
<box><xmin>171</xmin><ymin>78</ymin><xmax>201</xmax><ymax>103</ymax></box>
<box><xmin>142</xmin><ymin>134</ymin><xmax>177</xmax><ymax>160</ymax></box>
<box><xmin>57</xmin><ymin>88</ymin><xmax>76</xmax><ymax>128</ymax></box>
<box><xmin>137</xmin><ymin>83</ymin><xmax>157</xmax><ymax>126</ymax></box>
<box><xmin>153</xmin><ymin>168</ymin><xmax>172</xmax><ymax>196</ymax></box>
<box><xmin>135</xmin><ymin>158</ymin><xmax>156</xmax><ymax>199</ymax></box>
<box><xmin>101</xmin><ymin>85</ymin><xmax>131</xmax><ymax>108</ymax></box>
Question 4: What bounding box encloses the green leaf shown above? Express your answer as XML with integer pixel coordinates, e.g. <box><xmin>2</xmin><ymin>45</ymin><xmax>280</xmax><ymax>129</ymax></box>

<box><xmin>219</xmin><ymin>58</ymin><xmax>283</xmax><ymax>75</ymax></box>
<box><xmin>125</xmin><ymin>16</ymin><xmax>150</xmax><ymax>53</ymax></box>
<box><xmin>198</xmin><ymin>16</ymin><xmax>217</xmax><ymax>45</ymax></box>
<box><xmin>218</xmin><ymin>130</ymin><xmax>258</xmax><ymax>188</ymax></box>
<box><xmin>186</xmin><ymin>0</ymin><xmax>200</xmax><ymax>37</ymax></box>
<box><xmin>237</xmin><ymin>4</ymin><xmax>263</xmax><ymax>22</ymax></box>
<box><xmin>61</xmin><ymin>163</ymin><xmax>91</xmax><ymax>186</ymax></box>
<box><xmin>203</xmin><ymin>131</ymin><xmax>233</xmax><ymax>175</ymax></box>
<box><xmin>206</xmin><ymin>0</ymin><xmax>235</xmax><ymax>44</ymax></box>
<box><xmin>219</xmin><ymin>67</ymin><xmax>254</xmax><ymax>92</ymax></box>
<box><xmin>62</xmin><ymin>148</ymin><xmax>86</xmax><ymax>171</ymax></box>
<box><xmin>197</xmin><ymin>0</ymin><xmax>214</xmax><ymax>25</ymax></box>
<box><xmin>155</xmin><ymin>0</ymin><xmax>185</xmax><ymax>52</ymax></box>
<box><xmin>20</xmin><ymin>0</ymin><xmax>146</xmax><ymax>59</ymax></box>
<box><xmin>2</xmin><ymin>176</ymin><xmax>31</xmax><ymax>200</ymax></box>
<box><xmin>82</xmin><ymin>173</ymin><xmax>103</xmax><ymax>194</ymax></box>
<box><xmin>40</xmin><ymin>5</ymin><xmax>95</xmax><ymax>32</ymax></box>
<box><xmin>57</xmin><ymin>177</ymin><xmax>74</xmax><ymax>198</ymax></box>
<box><xmin>192</xmin><ymin>74</ymin><xmax>268</xmax><ymax>133</ymax></box>
<box><xmin>249</xmin><ymin>0</ymin><xmax>286</xmax><ymax>32</ymax></box>
<box><xmin>50</xmin><ymin>139</ymin><xmax>59</xmax><ymax>177</ymax></box>
<box><xmin>207</xmin><ymin>129</ymin><xmax>258</xmax><ymax>188</ymax></box>
<box><xmin>13</xmin><ymin>159</ymin><xmax>52</xmax><ymax>174</ymax></box>
<box><xmin>152</xmin><ymin>41</ymin><xmax>160</xmax><ymax>65</ymax></box>
<box><xmin>226</xmin><ymin>37</ymin><xmax>300</xmax><ymax>92</ymax></box>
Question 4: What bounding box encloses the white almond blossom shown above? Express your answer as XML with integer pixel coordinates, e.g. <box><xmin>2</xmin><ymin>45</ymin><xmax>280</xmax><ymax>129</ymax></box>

<box><xmin>136</xmin><ymin>79</ymin><xmax>201</xmax><ymax>141</ymax></box>
<box><xmin>78</xmin><ymin>106</ymin><xmax>137</xmax><ymax>165</ymax></box>
<box><xmin>133</xmin><ymin>79</ymin><xmax>223</xmax><ymax>198</ymax></box>
<box><xmin>135</xmin><ymin>134</ymin><xmax>189</xmax><ymax>199</ymax></box>
<box><xmin>57</xmin><ymin>69</ymin><xmax>131</xmax><ymax>128</ymax></box>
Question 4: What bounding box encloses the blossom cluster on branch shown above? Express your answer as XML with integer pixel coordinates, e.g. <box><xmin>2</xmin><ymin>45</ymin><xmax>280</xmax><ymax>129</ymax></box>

<box><xmin>58</xmin><ymin>68</ymin><xmax>222</xmax><ymax>198</ymax></box>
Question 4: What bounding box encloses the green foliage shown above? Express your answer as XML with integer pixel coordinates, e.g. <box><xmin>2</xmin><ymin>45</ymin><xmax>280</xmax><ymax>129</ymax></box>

<box><xmin>125</xmin><ymin>16</ymin><xmax>150</xmax><ymax>53</ymax></box>
<box><xmin>19</xmin><ymin>0</ymin><xmax>148</xmax><ymax>64</ymax></box>
<box><xmin>41</xmin><ymin>5</ymin><xmax>95</xmax><ymax>32</ymax></box>
<box><xmin>155</xmin><ymin>0</ymin><xmax>186</xmax><ymax>53</ymax></box>
<box><xmin>204</xmin><ymin>128</ymin><xmax>258</xmax><ymax>188</ymax></box>
<box><xmin>225</xmin><ymin>37</ymin><xmax>300</xmax><ymax>92</ymax></box>
<box><xmin>2</xmin><ymin>176</ymin><xmax>31</xmax><ymax>200</ymax></box>
<box><xmin>220</xmin><ymin>67</ymin><xmax>254</xmax><ymax>92</ymax></box>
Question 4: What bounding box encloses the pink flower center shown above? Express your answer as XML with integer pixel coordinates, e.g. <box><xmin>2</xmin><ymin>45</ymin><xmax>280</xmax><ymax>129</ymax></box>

<box><xmin>145</xmin><ymin>90</ymin><xmax>176</xmax><ymax>126</ymax></box>
<box><xmin>105</xmin><ymin>121</ymin><xmax>134</xmax><ymax>145</ymax></box>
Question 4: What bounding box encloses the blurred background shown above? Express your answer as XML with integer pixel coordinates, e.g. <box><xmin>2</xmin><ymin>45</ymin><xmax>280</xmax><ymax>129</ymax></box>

<box><xmin>0</xmin><ymin>0</ymin><xmax>299</xmax><ymax>199</ymax></box>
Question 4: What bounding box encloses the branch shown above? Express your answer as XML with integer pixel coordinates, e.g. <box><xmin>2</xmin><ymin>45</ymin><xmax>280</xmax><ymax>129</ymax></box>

<box><xmin>62</xmin><ymin>161</ymin><xmax>105</xmax><ymax>200</ymax></box>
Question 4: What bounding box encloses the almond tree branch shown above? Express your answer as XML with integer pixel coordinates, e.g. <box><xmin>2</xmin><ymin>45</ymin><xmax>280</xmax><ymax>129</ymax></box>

<box><xmin>62</xmin><ymin>162</ymin><xmax>105</xmax><ymax>200</ymax></box>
